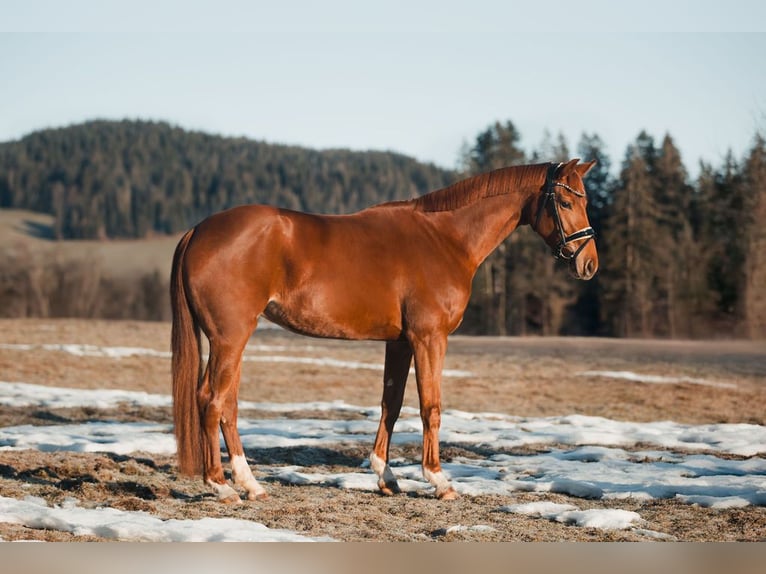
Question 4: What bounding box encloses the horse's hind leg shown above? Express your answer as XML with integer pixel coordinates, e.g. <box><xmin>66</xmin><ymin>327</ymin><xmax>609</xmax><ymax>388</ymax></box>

<box><xmin>220</xmin><ymin>380</ymin><xmax>267</xmax><ymax>501</ymax></box>
<box><xmin>370</xmin><ymin>340</ymin><xmax>412</xmax><ymax>495</ymax></box>
<box><xmin>199</xmin><ymin>333</ymin><xmax>252</xmax><ymax>503</ymax></box>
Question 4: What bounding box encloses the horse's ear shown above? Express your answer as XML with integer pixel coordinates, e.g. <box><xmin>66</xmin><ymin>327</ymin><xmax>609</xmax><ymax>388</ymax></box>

<box><xmin>558</xmin><ymin>158</ymin><xmax>580</xmax><ymax>177</ymax></box>
<box><xmin>575</xmin><ymin>160</ymin><xmax>597</xmax><ymax>177</ymax></box>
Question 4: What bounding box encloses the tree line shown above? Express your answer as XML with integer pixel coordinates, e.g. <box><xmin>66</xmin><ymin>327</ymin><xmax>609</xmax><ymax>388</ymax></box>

<box><xmin>458</xmin><ymin>121</ymin><xmax>766</xmax><ymax>339</ymax></box>
<box><xmin>0</xmin><ymin>120</ymin><xmax>452</xmax><ymax>239</ymax></box>
<box><xmin>0</xmin><ymin>119</ymin><xmax>764</xmax><ymax>338</ymax></box>
<box><xmin>0</xmin><ymin>245</ymin><xmax>168</xmax><ymax>322</ymax></box>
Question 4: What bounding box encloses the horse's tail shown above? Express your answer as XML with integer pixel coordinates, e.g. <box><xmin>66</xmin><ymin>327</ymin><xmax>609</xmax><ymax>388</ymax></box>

<box><xmin>170</xmin><ymin>228</ymin><xmax>204</xmax><ymax>476</ymax></box>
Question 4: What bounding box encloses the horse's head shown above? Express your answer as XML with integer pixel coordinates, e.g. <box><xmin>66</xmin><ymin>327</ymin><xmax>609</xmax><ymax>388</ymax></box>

<box><xmin>532</xmin><ymin>159</ymin><xmax>598</xmax><ymax>280</ymax></box>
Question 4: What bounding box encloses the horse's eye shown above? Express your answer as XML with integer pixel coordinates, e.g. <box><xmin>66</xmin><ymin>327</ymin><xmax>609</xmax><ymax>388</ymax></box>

<box><xmin>559</xmin><ymin>199</ymin><xmax>572</xmax><ymax>209</ymax></box>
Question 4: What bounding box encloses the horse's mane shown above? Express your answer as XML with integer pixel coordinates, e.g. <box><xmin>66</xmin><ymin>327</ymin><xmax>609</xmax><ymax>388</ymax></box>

<box><xmin>412</xmin><ymin>163</ymin><xmax>548</xmax><ymax>212</ymax></box>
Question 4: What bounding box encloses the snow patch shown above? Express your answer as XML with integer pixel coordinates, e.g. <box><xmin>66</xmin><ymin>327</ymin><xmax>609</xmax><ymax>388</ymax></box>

<box><xmin>0</xmin><ymin>343</ymin><xmax>472</xmax><ymax>377</ymax></box>
<box><xmin>0</xmin><ymin>496</ymin><xmax>332</xmax><ymax>542</ymax></box>
<box><xmin>1</xmin><ymin>381</ymin><xmax>765</xmax><ymax>511</ymax></box>
<box><xmin>500</xmin><ymin>502</ymin><xmax>642</xmax><ymax>530</ymax></box>
<box><xmin>1</xmin><ymin>378</ymin><xmax>765</xmax><ymax>545</ymax></box>
<box><xmin>579</xmin><ymin>370</ymin><xmax>736</xmax><ymax>389</ymax></box>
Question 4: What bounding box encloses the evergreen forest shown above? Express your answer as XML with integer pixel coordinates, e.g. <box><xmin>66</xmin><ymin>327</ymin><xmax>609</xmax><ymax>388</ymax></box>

<box><xmin>1</xmin><ymin>119</ymin><xmax>764</xmax><ymax>338</ymax></box>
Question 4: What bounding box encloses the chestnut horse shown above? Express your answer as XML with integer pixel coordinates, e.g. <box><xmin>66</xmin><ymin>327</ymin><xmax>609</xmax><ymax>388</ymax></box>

<box><xmin>171</xmin><ymin>159</ymin><xmax>598</xmax><ymax>502</ymax></box>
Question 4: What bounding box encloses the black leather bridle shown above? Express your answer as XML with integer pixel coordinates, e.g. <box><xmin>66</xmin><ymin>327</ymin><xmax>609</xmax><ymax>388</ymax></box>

<box><xmin>534</xmin><ymin>162</ymin><xmax>595</xmax><ymax>261</ymax></box>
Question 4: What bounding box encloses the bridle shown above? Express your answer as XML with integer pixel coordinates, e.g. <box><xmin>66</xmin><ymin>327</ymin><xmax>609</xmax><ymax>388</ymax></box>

<box><xmin>534</xmin><ymin>162</ymin><xmax>595</xmax><ymax>261</ymax></box>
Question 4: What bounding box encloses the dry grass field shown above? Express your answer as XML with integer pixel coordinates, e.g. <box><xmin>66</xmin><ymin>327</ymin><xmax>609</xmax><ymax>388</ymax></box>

<box><xmin>0</xmin><ymin>209</ymin><xmax>181</xmax><ymax>278</ymax></box>
<box><xmin>1</xmin><ymin>318</ymin><xmax>764</xmax><ymax>541</ymax></box>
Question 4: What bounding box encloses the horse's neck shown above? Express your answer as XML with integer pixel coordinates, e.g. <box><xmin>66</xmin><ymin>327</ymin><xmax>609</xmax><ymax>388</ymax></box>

<box><xmin>445</xmin><ymin>185</ymin><xmax>537</xmax><ymax>268</ymax></box>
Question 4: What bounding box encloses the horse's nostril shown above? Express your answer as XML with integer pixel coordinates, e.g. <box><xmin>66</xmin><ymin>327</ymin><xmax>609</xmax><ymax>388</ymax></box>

<box><xmin>585</xmin><ymin>259</ymin><xmax>595</xmax><ymax>277</ymax></box>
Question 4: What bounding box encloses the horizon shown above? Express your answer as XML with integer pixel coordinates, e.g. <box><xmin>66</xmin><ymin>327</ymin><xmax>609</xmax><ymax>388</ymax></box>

<box><xmin>2</xmin><ymin>112</ymin><xmax>764</xmax><ymax>179</ymax></box>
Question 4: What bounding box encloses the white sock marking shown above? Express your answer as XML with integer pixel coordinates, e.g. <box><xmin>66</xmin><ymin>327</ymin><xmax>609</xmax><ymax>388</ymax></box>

<box><xmin>370</xmin><ymin>452</ymin><xmax>397</xmax><ymax>485</ymax></box>
<box><xmin>206</xmin><ymin>478</ymin><xmax>239</xmax><ymax>501</ymax></box>
<box><xmin>231</xmin><ymin>454</ymin><xmax>266</xmax><ymax>497</ymax></box>
<box><xmin>423</xmin><ymin>467</ymin><xmax>452</xmax><ymax>494</ymax></box>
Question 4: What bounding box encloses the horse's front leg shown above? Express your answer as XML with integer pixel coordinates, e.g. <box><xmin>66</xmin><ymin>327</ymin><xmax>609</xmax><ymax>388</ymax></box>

<box><xmin>409</xmin><ymin>331</ymin><xmax>458</xmax><ymax>500</ymax></box>
<box><xmin>370</xmin><ymin>340</ymin><xmax>412</xmax><ymax>495</ymax></box>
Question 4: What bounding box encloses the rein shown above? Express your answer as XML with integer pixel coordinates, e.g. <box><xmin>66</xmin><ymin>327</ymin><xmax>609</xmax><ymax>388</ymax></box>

<box><xmin>534</xmin><ymin>162</ymin><xmax>595</xmax><ymax>262</ymax></box>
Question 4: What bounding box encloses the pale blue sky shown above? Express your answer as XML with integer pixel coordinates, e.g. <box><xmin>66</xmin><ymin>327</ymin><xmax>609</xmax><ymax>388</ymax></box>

<box><xmin>2</xmin><ymin>2</ymin><xmax>765</xmax><ymax>176</ymax></box>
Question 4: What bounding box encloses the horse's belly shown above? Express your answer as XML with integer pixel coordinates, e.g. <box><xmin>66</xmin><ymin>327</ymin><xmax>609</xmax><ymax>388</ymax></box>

<box><xmin>262</xmin><ymin>298</ymin><xmax>402</xmax><ymax>341</ymax></box>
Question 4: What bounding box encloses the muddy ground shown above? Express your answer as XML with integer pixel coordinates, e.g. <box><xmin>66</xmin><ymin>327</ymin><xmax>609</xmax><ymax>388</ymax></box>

<box><xmin>0</xmin><ymin>319</ymin><xmax>764</xmax><ymax>541</ymax></box>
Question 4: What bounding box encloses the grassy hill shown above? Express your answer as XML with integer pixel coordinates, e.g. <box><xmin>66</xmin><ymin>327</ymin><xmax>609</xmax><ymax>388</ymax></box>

<box><xmin>0</xmin><ymin>208</ymin><xmax>180</xmax><ymax>278</ymax></box>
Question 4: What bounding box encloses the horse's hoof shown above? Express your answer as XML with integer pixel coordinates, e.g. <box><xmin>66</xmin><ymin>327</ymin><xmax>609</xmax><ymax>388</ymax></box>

<box><xmin>221</xmin><ymin>493</ymin><xmax>243</xmax><ymax>504</ymax></box>
<box><xmin>207</xmin><ymin>479</ymin><xmax>241</xmax><ymax>503</ymax></box>
<box><xmin>437</xmin><ymin>487</ymin><xmax>459</xmax><ymax>501</ymax></box>
<box><xmin>378</xmin><ymin>481</ymin><xmax>401</xmax><ymax>496</ymax></box>
<box><xmin>247</xmin><ymin>491</ymin><xmax>269</xmax><ymax>501</ymax></box>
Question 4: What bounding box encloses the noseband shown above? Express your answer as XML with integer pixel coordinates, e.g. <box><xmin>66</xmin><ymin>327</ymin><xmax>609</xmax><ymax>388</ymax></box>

<box><xmin>534</xmin><ymin>162</ymin><xmax>595</xmax><ymax>261</ymax></box>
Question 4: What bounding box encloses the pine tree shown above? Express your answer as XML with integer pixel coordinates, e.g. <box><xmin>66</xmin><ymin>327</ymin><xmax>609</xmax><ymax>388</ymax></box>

<box><xmin>653</xmin><ymin>134</ymin><xmax>695</xmax><ymax>336</ymax></box>
<box><xmin>512</xmin><ymin>130</ymin><xmax>572</xmax><ymax>336</ymax></box>
<box><xmin>688</xmin><ymin>164</ymin><xmax>720</xmax><ymax>335</ymax></box>
<box><xmin>577</xmin><ymin>133</ymin><xmax>614</xmax><ymax>233</ymax></box>
<box><xmin>740</xmin><ymin>135</ymin><xmax>766</xmax><ymax>338</ymax></box>
<box><xmin>601</xmin><ymin>133</ymin><xmax>662</xmax><ymax>337</ymax></box>
<box><xmin>467</xmin><ymin>121</ymin><xmax>526</xmax><ymax>173</ymax></box>
<box><xmin>701</xmin><ymin>152</ymin><xmax>745</xmax><ymax>330</ymax></box>
<box><xmin>566</xmin><ymin>133</ymin><xmax>616</xmax><ymax>335</ymax></box>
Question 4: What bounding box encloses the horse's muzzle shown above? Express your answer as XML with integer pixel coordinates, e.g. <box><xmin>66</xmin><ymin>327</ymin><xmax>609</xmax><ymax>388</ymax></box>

<box><xmin>570</xmin><ymin>257</ymin><xmax>597</xmax><ymax>280</ymax></box>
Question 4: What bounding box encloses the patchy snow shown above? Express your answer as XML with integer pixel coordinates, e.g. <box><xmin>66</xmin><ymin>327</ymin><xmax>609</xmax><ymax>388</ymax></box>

<box><xmin>674</xmin><ymin>494</ymin><xmax>754</xmax><ymax>509</ymax></box>
<box><xmin>1</xmin><ymin>378</ymin><xmax>765</xmax><ymax>541</ymax></box>
<box><xmin>579</xmin><ymin>370</ymin><xmax>737</xmax><ymax>389</ymax></box>
<box><xmin>0</xmin><ymin>421</ymin><xmax>176</xmax><ymax>454</ymax></box>
<box><xmin>500</xmin><ymin>502</ymin><xmax>642</xmax><ymax>530</ymax></box>
<box><xmin>244</xmin><ymin>354</ymin><xmax>473</xmax><ymax>378</ymax></box>
<box><xmin>0</xmin><ymin>343</ymin><xmax>171</xmax><ymax>360</ymax></box>
<box><xmin>3</xmin><ymin>382</ymin><xmax>765</xmax><ymax>456</ymax></box>
<box><xmin>1</xmin><ymin>381</ymin><xmax>764</xmax><ymax>509</ymax></box>
<box><xmin>499</xmin><ymin>501</ymin><xmax>579</xmax><ymax>517</ymax></box>
<box><xmin>0</xmin><ymin>343</ymin><xmax>472</xmax><ymax>377</ymax></box>
<box><xmin>0</xmin><ymin>381</ymin><xmax>173</xmax><ymax>409</ymax></box>
<box><xmin>268</xmin><ymin>448</ymin><xmax>766</xmax><ymax>508</ymax></box>
<box><xmin>0</xmin><ymin>496</ymin><xmax>332</xmax><ymax>542</ymax></box>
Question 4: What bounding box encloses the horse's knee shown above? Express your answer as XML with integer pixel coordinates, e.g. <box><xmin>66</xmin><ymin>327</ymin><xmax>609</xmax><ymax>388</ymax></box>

<box><xmin>421</xmin><ymin>405</ymin><xmax>441</xmax><ymax>430</ymax></box>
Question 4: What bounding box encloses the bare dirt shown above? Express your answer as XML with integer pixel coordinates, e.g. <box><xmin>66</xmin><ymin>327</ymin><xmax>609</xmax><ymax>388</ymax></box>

<box><xmin>1</xmin><ymin>318</ymin><xmax>765</xmax><ymax>541</ymax></box>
